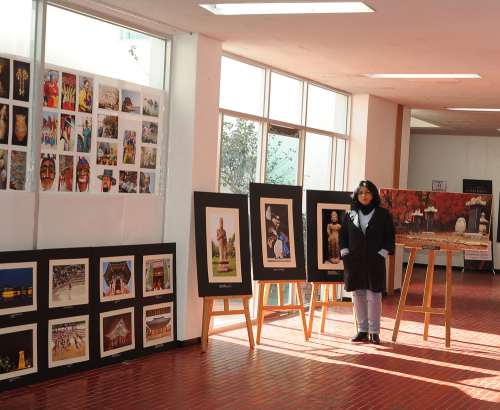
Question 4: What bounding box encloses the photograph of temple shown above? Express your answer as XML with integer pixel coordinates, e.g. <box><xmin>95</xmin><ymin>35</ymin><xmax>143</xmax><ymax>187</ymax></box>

<box><xmin>101</xmin><ymin>258</ymin><xmax>134</xmax><ymax>301</ymax></box>
<box><xmin>144</xmin><ymin>303</ymin><xmax>173</xmax><ymax>347</ymax></box>
<box><xmin>101</xmin><ymin>308</ymin><xmax>134</xmax><ymax>356</ymax></box>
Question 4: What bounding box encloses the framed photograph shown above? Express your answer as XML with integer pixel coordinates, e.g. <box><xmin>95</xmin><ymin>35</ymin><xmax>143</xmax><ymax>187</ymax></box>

<box><xmin>143</xmin><ymin>254</ymin><xmax>173</xmax><ymax>297</ymax></box>
<box><xmin>306</xmin><ymin>190</ymin><xmax>352</xmax><ymax>283</ymax></box>
<box><xmin>249</xmin><ymin>183</ymin><xmax>305</xmax><ymax>281</ymax></box>
<box><xmin>99</xmin><ymin>256</ymin><xmax>135</xmax><ymax>302</ymax></box>
<box><xmin>100</xmin><ymin>307</ymin><xmax>135</xmax><ymax>357</ymax></box>
<box><xmin>49</xmin><ymin>258</ymin><xmax>89</xmax><ymax>308</ymax></box>
<box><xmin>0</xmin><ymin>261</ymin><xmax>37</xmax><ymax>316</ymax></box>
<box><xmin>143</xmin><ymin>302</ymin><xmax>174</xmax><ymax>348</ymax></box>
<box><xmin>194</xmin><ymin>192</ymin><xmax>252</xmax><ymax>297</ymax></box>
<box><xmin>380</xmin><ymin>188</ymin><xmax>493</xmax><ymax>251</ymax></box>
<box><xmin>432</xmin><ymin>180</ymin><xmax>447</xmax><ymax>192</ymax></box>
<box><xmin>0</xmin><ymin>324</ymin><xmax>37</xmax><ymax>381</ymax></box>
<box><xmin>48</xmin><ymin>315</ymin><xmax>89</xmax><ymax>368</ymax></box>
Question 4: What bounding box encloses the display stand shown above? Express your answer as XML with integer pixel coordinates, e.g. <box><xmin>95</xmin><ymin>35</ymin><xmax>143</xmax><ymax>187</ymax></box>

<box><xmin>307</xmin><ymin>282</ymin><xmax>357</xmax><ymax>338</ymax></box>
<box><xmin>392</xmin><ymin>248</ymin><xmax>457</xmax><ymax>347</ymax></box>
<box><xmin>256</xmin><ymin>280</ymin><xmax>308</xmax><ymax>344</ymax></box>
<box><xmin>201</xmin><ymin>295</ymin><xmax>254</xmax><ymax>353</ymax></box>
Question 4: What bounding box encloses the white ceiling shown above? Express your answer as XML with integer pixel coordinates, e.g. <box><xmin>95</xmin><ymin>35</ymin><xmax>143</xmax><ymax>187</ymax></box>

<box><xmin>100</xmin><ymin>0</ymin><xmax>500</xmax><ymax>136</ymax></box>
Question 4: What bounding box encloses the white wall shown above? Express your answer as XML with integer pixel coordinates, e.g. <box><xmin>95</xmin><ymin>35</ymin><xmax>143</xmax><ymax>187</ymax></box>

<box><xmin>407</xmin><ymin>133</ymin><xmax>499</xmax><ymax>268</ymax></box>
<box><xmin>165</xmin><ymin>33</ymin><xmax>222</xmax><ymax>342</ymax></box>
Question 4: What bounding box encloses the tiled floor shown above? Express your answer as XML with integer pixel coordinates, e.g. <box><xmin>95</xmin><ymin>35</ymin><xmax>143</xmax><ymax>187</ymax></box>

<box><xmin>2</xmin><ymin>264</ymin><xmax>500</xmax><ymax>409</ymax></box>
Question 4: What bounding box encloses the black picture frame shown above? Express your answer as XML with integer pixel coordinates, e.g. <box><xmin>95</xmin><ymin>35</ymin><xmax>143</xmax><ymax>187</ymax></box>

<box><xmin>249</xmin><ymin>183</ymin><xmax>305</xmax><ymax>281</ymax></box>
<box><xmin>306</xmin><ymin>190</ymin><xmax>352</xmax><ymax>283</ymax></box>
<box><xmin>194</xmin><ymin>191</ymin><xmax>253</xmax><ymax>297</ymax></box>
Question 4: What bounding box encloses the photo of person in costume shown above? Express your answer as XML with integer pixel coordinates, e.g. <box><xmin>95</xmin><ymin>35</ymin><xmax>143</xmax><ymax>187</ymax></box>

<box><xmin>60</xmin><ymin>115</ymin><xmax>75</xmax><ymax>152</ymax></box>
<box><xmin>76</xmin><ymin>116</ymin><xmax>91</xmax><ymax>153</ymax></box>
<box><xmin>40</xmin><ymin>153</ymin><xmax>56</xmax><ymax>191</ymax></box>
<box><xmin>41</xmin><ymin>111</ymin><xmax>57</xmax><ymax>149</ymax></box>
<box><xmin>58</xmin><ymin>155</ymin><xmax>74</xmax><ymax>192</ymax></box>
<box><xmin>122</xmin><ymin>130</ymin><xmax>136</xmax><ymax>164</ymax></box>
<box><xmin>264</xmin><ymin>204</ymin><xmax>291</xmax><ymax>261</ymax></box>
<box><xmin>43</xmin><ymin>70</ymin><xmax>59</xmax><ymax>108</ymax></box>
<box><xmin>96</xmin><ymin>141</ymin><xmax>117</xmax><ymax>166</ymax></box>
<box><xmin>76</xmin><ymin>157</ymin><xmax>90</xmax><ymax>192</ymax></box>
<box><xmin>78</xmin><ymin>77</ymin><xmax>93</xmax><ymax>113</ymax></box>
<box><xmin>339</xmin><ymin>180</ymin><xmax>395</xmax><ymax>345</ymax></box>
<box><xmin>139</xmin><ymin>172</ymin><xmax>155</xmax><ymax>194</ymax></box>
<box><xmin>97</xmin><ymin>169</ymin><xmax>116</xmax><ymax>193</ymax></box>
<box><xmin>60</xmin><ymin>73</ymin><xmax>76</xmax><ymax>111</ymax></box>
<box><xmin>119</xmin><ymin>170</ymin><xmax>137</xmax><ymax>193</ymax></box>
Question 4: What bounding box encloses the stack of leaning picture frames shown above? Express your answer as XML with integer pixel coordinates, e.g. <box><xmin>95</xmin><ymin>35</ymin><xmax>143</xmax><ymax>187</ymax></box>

<box><xmin>249</xmin><ymin>182</ymin><xmax>308</xmax><ymax>344</ymax></box>
<box><xmin>305</xmin><ymin>189</ymin><xmax>357</xmax><ymax>338</ymax></box>
<box><xmin>193</xmin><ymin>191</ymin><xmax>254</xmax><ymax>352</ymax></box>
<box><xmin>0</xmin><ymin>243</ymin><xmax>176</xmax><ymax>393</ymax></box>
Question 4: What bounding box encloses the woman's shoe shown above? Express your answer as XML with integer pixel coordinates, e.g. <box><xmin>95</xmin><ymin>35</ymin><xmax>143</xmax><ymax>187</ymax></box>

<box><xmin>370</xmin><ymin>334</ymin><xmax>380</xmax><ymax>345</ymax></box>
<box><xmin>350</xmin><ymin>332</ymin><xmax>368</xmax><ymax>342</ymax></box>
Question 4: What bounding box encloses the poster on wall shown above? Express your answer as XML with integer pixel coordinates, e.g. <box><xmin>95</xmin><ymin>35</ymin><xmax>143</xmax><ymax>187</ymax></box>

<box><xmin>0</xmin><ymin>261</ymin><xmax>37</xmax><ymax>316</ymax></box>
<box><xmin>194</xmin><ymin>191</ymin><xmax>252</xmax><ymax>297</ymax></box>
<box><xmin>99</xmin><ymin>256</ymin><xmax>135</xmax><ymax>302</ymax></box>
<box><xmin>143</xmin><ymin>302</ymin><xmax>174</xmax><ymax>348</ymax></box>
<box><xmin>306</xmin><ymin>190</ymin><xmax>352</xmax><ymax>283</ymax></box>
<box><xmin>380</xmin><ymin>188</ymin><xmax>493</xmax><ymax>251</ymax></box>
<box><xmin>0</xmin><ymin>324</ymin><xmax>37</xmax><ymax>381</ymax></box>
<box><xmin>48</xmin><ymin>315</ymin><xmax>90</xmax><ymax>368</ymax></box>
<box><xmin>100</xmin><ymin>307</ymin><xmax>135</xmax><ymax>357</ymax></box>
<box><xmin>249</xmin><ymin>183</ymin><xmax>306</xmax><ymax>281</ymax></box>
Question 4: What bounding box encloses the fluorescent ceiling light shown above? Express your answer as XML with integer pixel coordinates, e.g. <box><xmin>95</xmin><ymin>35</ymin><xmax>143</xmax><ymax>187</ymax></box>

<box><xmin>199</xmin><ymin>2</ymin><xmax>374</xmax><ymax>15</ymax></box>
<box><xmin>410</xmin><ymin>118</ymin><xmax>440</xmax><ymax>128</ymax></box>
<box><xmin>447</xmin><ymin>108</ymin><xmax>500</xmax><ymax>112</ymax></box>
<box><xmin>363</xmin><ymin>74</ymin><xmax>482</xmax><ymax>79</ymax></box>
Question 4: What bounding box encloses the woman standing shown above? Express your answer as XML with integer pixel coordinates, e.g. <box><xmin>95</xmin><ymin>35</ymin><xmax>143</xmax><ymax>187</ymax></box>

<box><xmin>339</xmin><ymin>180</ymin><xmax>395</xmax><ymax>345</ymax></box>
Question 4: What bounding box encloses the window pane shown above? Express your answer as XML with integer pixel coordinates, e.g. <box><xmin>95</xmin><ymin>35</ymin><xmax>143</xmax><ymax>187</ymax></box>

<box><xmin>269</xmin><ymin>72</ymin><xmax>302</xmax><ymax>125</ymax></box>
<box><xmin>220</xmin><ymin>116</ymin><xmax>261</xmax><ymax>195</ymax></box>
<box><xmin>303</xmin><ymin>133</ymin><xmax>332</xmax><ymax>191</ymax></box>
<box><xmin>0</xmin><ymin>0</ymin><xmax>32</xmax><ymax>58</ymax></box>
<box><xmin>45</xmin><ymin>6</ymin><xmax>165</xmax><ymax>89</ymax></box>
<box><xmin>334</xmin><ymin>138</ymin><xmax>346</xmax><ymax>190</ymax></box>
<box><xmin>220</xmin><ymin>57</ymin><xmax>265</xmax><ymax>116</ymax></box>
<box><xmin>266</xmin><ymin>125</ymin><xmax>299</xmax><ymax>186</ymax></box>
<box><xmin>307</xmin><ymin>85</ymin><xmax>348</xmax><ymax>134</ymax></box>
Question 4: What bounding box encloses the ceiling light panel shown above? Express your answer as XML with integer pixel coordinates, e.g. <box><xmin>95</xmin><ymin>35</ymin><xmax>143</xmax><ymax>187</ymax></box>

<box><xmin>447</xmin><ymin>108</ymin><xmax>500</xmax><ymax>111</ymax></box>
<box><xmin>363</xmin><ymin>74</ymin><xmax>482</xmax><ymax>79</ymax></box>
<box><xmin>199</xmin><ymin>2</ymin><xmax>374</xmax><ymax>15</ymax></box>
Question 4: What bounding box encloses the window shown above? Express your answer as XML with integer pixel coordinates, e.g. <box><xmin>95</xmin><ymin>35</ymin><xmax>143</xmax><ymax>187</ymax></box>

<box><xmin>0</xmin><ymin>0</ymin><xmax>33</xmax><ymax>58</ymax></box>
<box><xmin>217</xmin><ymin>54</ymin><xmax>351</xmax><ymax>326</ymax></box>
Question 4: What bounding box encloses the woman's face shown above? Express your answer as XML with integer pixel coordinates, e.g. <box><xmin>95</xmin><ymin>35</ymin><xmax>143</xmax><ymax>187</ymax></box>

<box><xmin>358</xmin><ymin>185</ymin><xmax>373</xmax><ymax>206</ymax></box>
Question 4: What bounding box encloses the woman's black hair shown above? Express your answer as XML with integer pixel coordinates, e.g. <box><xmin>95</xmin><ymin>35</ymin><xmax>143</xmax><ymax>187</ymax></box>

<box><xmin>351</xmin><ymin>180</ymin><xmax>381</xmax><ymax>209</ymax></box>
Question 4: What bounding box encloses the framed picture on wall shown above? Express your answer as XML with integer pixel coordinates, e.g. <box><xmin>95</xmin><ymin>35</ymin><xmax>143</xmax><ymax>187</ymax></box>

<box><xmin>0</xmin><ymin>261</ymin><xmax>37</xmax><ymax>316</ymax></box>
<box><xmin>143</xmin><ymin>302</ymin><xmax>174</xmax><ymax>348</ymax></box>
<box><xmin>194</xmin><ymin>191</ymin><xmax>252</xmax><ymax>297</ymax></box>
<box><xmin>249</xmin><ymin>183</ymin><xmax>305</xmax><ymax>281</ymax></box>
<box><xmin>99</xmin><ymin>256</ymin><xmax>135</xmax><ymax>302</ymax></box>
<box><xmin>0</xmin><ymin>324</ymin><xmax>37</xmax><ymax>381</ymax></box>
<box><xmin>306</xmin><ymin>190</ymin><xmax>352</xmax><ymax>283</ymax></box>
<box><xmin>100</xmin><ymin>307</ymin><xmax>135</xmax><ymax>357</ymax></box>
<box><xmin>48</xmin><ymin>315</ymin><xmax>90</xmax><ymax>368</ymax></box>
<box><xmin>142</xmin><ymin>254</ymin><xmax>173</xmax><ymax>297</ymax></box>
<box><xmin>49</xmin><ymin>258</ymin><xmax>89</xmax><ymax>308</ymax></box>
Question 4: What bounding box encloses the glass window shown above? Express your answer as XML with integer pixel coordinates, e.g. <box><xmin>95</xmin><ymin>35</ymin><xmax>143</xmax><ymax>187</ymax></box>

<box><xmin>303</xmin><ymin>132</ymin><xmax>332</xmax><ymax>191</ymax></box>
<box><xmin>0</xmin><ymin>0</ymin><xmax>32</xmax><ymax>58</ymax></box>
<box><xmin>219</xmin><ymin>116</ymin><xmax>261</xmax><ymax>196</ymax></box>
<box><xmin>45</xmin><ymin>6</ymin><xmax>166</xmax><ymax>89</ymax></box>
<box><xmin>219</xmin><ymin>57</ymin><xmax>265</xmax><ymax>116</ymax></box>
<box><xmin>269</xmin><ymin>72</ymin><xmax>302</xmax><ymax>125</ymax></box>
<box><xmin>307</xmin><ymin>85</ymin><xmax>337</xmax><ymax>132</ymax></box>
<box><xmin>334</xmin><ymin>138</ymin><xmax>346</xmax><ymax>190</ymax></box>
<box><xmin>333</xmin><ymin>92</ymin><xmax>348</xmax><ymax>135</ymax></box>
<box><xmin>265</xmin><ymin>124</ymin><xmax>299</xmax><ymax>186</ymax></box>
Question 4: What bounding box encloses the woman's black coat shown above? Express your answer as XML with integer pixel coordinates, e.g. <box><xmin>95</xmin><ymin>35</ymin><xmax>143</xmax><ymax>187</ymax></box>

<box><xmin>339</xmin><ymin>207</ymin><xmax>395</xmax><ymax>293</ymax></box>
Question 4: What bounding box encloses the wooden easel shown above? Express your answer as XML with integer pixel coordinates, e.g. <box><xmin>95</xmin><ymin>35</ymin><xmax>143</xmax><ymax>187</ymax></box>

<box><xmin>392</xmin><ymin>248</ymin><xmax>457</xmax><ymax>347</ymax></box>
<box><xmin>307</xmin><ymin>282</ymin><xmax>357</xmax><ymax>338</ymax></box>
<box><xmin>201</xmin><ymin>295</ymin><xmax>254</xmax><ymax>353</ymax></box>
<box><xmin>256</xmin><ymin>280</ymin><xmax>308</xmax><ymax>344</ymax></box>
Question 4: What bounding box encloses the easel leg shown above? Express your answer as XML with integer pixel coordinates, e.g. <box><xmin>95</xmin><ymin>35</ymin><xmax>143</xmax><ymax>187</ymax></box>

<box><xmin>295</xmin><ymin>282</ymin><xmax>309</xmax><ymax>341</ymax></box>
<box><xmin>320</xmin><ymin>284</ymin><xmax>330</xmax><ymax>333</ymax></box>
<box><xmin>307</xmin><ymin>283</ymin><xmax>319</xmax><ymax>338</ymax></box>
<box><xmin>201</xmin><ymin>298</ymin><xmax>213</xmax><ymax>353</ymax></box>
<box><xmin>242</xmin><ymin>297</ymin><xmax>255</xmax><ymax>348</ymax></box>
<box><xmin>445</xmin><ymin>251</ymin><xmax>452</xmax><ymax>347</ymax></box>
<box><xmin>392</xmin><ymin>248</ymin><xmax>417</xmax><ymax>342</ymax></box>
<box><xmin>256</xmin><ymin>283</ymin><xmax>265</xmax><ymax>345</ymax></box>
<box><xmin>423</xmin><ymin>250</ymin><xmax>435</xmax><ymax>341</ymax></box>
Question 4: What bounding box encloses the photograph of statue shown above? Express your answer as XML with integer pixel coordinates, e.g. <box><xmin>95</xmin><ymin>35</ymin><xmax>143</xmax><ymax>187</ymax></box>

<box><xmin>13</xmin><ymin>60</ymin><xmax>30</xmax><ymax>103</ymax></box>
<box><xmin>380</xmin><ymin>188</ymin><xmax>493</xmax><ymax>251</ymax></box>
<box><xmin>317</xmin><ymin>203</ymin><xmax>350</xmax><ymax>270</ymax></box>
<box><xmin>205</xmin><ymin>207</ymin><xmax>242</xmax><ymax>283</ymax></box>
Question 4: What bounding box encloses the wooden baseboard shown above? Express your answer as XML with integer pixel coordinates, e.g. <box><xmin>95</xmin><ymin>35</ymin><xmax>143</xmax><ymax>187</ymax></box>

<box><xmin>177</xmin><ymin>337</ymin><xmax>201</xmax><ymax>348</ymax></box>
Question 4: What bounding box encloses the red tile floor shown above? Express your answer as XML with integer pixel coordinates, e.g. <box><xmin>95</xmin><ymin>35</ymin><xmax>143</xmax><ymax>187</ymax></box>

<box><xmin>2</xmin><ymin>264</ymin><xmax>500</xmax><ymax>409</ymax></box>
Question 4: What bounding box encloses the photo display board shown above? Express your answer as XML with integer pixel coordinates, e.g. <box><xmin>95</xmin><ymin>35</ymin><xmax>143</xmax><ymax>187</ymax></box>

<box><xmin>380</xmin><ymin>188</ymin><xmax>493</xmax><ymax>251</ymax></box>
<box><xmin>0</xmin><ymin>53</ymin><xmax>33</xmax><ymax>192</ymax></box>
<box><xmin>194</xmin><ymin>191</ymin><xmax>253</xmax><ymax>297</ymax></box>
<box><xmin>306</xmin><ymin>190</ymin><xmax>352</xmax><ymax>283</ymax></box>
<box><xmin>38</xmin><ymin>63</ymin><xmax>164</xmax><ymax>195</ymax></box>
<box><xmin>249</xmin><ymin>183</ymin><xmax>306</xmax><ymax>280</ymax></box>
